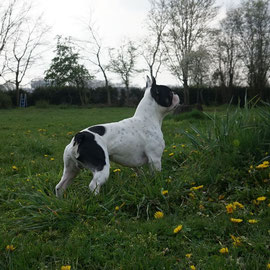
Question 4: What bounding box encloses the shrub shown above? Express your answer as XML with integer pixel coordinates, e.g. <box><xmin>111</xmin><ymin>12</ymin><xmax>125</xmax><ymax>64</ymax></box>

<box><xmin>0</xmin><ymin>91</ymin><xmax>12</xmax><ymax>109</ymax></box>
<box><xmin>35</xmin><ymin>100</ymin><xmax>50</xmax><ymax>108</ymax></box>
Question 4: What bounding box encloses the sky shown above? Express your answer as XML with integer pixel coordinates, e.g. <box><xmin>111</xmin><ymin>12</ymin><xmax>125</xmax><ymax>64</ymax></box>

<box><xmin>4</xmin><ymin>0</ymin><xmax>241</xmax><ymax>88</ymax></box>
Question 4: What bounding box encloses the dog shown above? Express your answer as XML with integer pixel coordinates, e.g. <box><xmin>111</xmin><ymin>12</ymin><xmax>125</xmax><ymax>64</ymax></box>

<box><xmin>55</xmin><ymin>76</ymin><xmax>179</xmax><ymax>196</ymax></box>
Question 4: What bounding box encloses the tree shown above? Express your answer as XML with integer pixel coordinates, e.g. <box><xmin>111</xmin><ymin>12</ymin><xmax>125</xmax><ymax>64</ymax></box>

<box><xmin>109</xmin><ymin>40</ymin><xmax>138</xmax><ymax>95</ymax></box>
<box><xmin>84</xmin><ymin>22</ymin><xmax>111</xmax><ymax>105</ymax></box>
<box><xmin>212</xmin><ymin>13</ymin><xmax>242</xmax><ymax>88</ymax></box>
<box><xmin>229</xmin><ymin>0</ymin><xmax>270</xmax><ymax>92</ymax></box>
<box><xmin>45</xmin><ymin>37</ymin><xmax>93</xmax><ymax>105</ymax></box>
<box><xmin>142</xmin><ymin>0</ymin><xmax>169</xmax><ymax>79</ymax></box>
<box><xmin>164</xmin><ymin>0</ymin><xmax>218</xmax><ymax>104</ymax></box>
<box><xmin>0</xmin><ymin>0</ymin><xmax>30</xmax><ymax>78</ymax></box>
<box><xmin>7</xmin><ymin>15</ymin><xmax>49</xmax><ymax>106</ymax></box>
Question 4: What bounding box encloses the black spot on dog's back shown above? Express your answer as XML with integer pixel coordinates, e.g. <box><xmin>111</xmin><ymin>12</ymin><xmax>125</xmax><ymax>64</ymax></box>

<box><xmin>74</xmin><ymin>131</ymin><xmax>106</xmax><ymax>171</ymax></box>
<box><xmin>88</xmin><ymin>125</ymin><xmax>106</xmax><ymax>136</ymax></box>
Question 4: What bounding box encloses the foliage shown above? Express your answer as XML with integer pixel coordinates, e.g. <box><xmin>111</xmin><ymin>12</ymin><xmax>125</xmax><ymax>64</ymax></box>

<box><xmin>45</xmin><ymin>37</ymin><xmax>93</xmax><ymax>105</ymax></box>
<box><xmin>0</xmin><ymin>90</ymin><xmax>12</xmax><ymax>108</ymax></box>
<box><xmin>0</xmin><ymin>106</ymin><xmax>269</xmax><ymax>269</ymax></box>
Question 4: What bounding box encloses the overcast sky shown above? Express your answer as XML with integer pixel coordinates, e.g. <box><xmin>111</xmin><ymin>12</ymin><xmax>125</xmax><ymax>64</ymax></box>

<box><xmin>16</xmin><ymin>0</ymin><xmax>241</xmax><ymax>87</ymax></box>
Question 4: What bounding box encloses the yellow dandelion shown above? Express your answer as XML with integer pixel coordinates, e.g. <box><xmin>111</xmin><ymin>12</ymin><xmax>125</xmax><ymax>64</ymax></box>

<box><xmin>226</xmin><ymin>203</ymin><xmax>236</xmax><ymax>214</ymax></box>
<box><xmin>233</xmin><ymin>201</ymin><xmax>244</xmax><ymax>209</ymax></box>
<box><xmin>190</xmin><ymin>185</ymin><xmax>203</xmax><ymax>191</ymax></box>
<box><xmin>50</xmin><ymin>157</ymin><xmax>55</xmax><ymax>161</ymax></box>
<box><xmin>219</xmin><ymin>195</ymin><xmax>225</xmax><ymax>200</ymax></box>
<box><xmin>267</xmin><ymin>263</ymin><xmax>270</xmax><ymax>269</ymax></box>
<box><xmin>61</xmin><ymin>266</ymin><xmax>71</xmax><ymax>270</ymax></box>
<box><xmin>186</xmin><ymin>253</ymin><xmax>192</xmax><ymax>259</ymax></box>
<box><xmin>219</xmin><ymin>247</ymin><xmax>229</xmax><ymax>254</ymax></box>
<box><xmin>12</xmin><ymin>165</ymin><xmax>18</xmax><ymax>171</ymax></box>
<box><xmin>6</xmin><ymin>245</ymin><xmax>16</xmax><ymax>251</ymax></box>
<box><xmin>172</xmin><ymin>145</ymin><xmax>176</xmax><ymax>149</ymax></box>
<box><xmin>181</xmin><ymin>144</ymin><xmax>186</xmax><ymax>147</ymax></box>
<box><xmin>230</xmin><ymin>218</ymin><xmax>243</xmax><ymax>223</ymax></box>
<box><xmin>173</xmin><ymin>225</ymin><xmax>183</xmax><ymax>234</ymax></box>
<box><xmin>190</xmin><ymin>265</ymin><xmax>196</xmax><ymax>270</ymax></box>
<box><xmin>231</xmin><ymin>235</ymin><xmax>242</xmax><ymax>246</ymax></box>
<box><xmin>154</xmin><ymin>211</ymin><xmax>164</xmax><ymax>219</ymax></box>
<box><xmin>113</xmin><ymin>168</ymin><xmax>121</xmax><ymax>173</ymax></box>
<box><xmin>257</xmin><ymin>196</ymin><xmax>267</xmax><ymax>201</ymax></box>
<box><xmin>44</xmin><ymin>154</ymin><xmax>48</xmax><ymax>157</ymax></box>
<box><xmin>115</xmin><ymin>206</ymin><xmax>120</xmax><ymax>211</ymax></box>
<box><xmin>169</xmin><ymin>152</ymin><xmax>174</xmax><ymax>157</ymax></box>
<box><xmin>162</xmin><ymin>190</ymin><xmax>168</xmax><ymax>196</ymax></box>
<box><xmin>248</xmin><ymin>219</ymin><xmax>258</xmax><ymax>224</ymax></box>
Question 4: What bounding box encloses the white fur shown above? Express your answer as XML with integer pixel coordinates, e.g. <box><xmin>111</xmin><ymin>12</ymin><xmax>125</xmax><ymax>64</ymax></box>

<box><xmin>55</xmin><ymin>77</ymin><xmax>179</xmax><ymax>196</ymax></box>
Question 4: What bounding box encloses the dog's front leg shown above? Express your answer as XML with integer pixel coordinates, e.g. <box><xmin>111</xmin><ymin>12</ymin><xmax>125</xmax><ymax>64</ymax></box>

<box><xmin>148</xmin><ymin>155</ymin><xmax>162</xmax><ymax>172</ymax></box>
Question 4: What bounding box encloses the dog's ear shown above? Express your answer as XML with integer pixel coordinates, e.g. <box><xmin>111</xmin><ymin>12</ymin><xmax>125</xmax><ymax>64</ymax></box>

<box><xmin>146</xmin><ymin>75</ymin><xmax>151</xmax><ymax>88</ymax></box>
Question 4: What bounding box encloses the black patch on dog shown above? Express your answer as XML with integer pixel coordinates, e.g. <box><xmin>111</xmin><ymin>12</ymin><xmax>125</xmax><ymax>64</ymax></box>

<box><xmin>150</xmin><ymin>77</ymin><xmax>173</xmax><ymax>107</ymax></box>
<box><xmin>74</xmin><ymin>131</ymin><xmax>106</xmax><ymax>171</ymax></box>
<box><xmin>88</xmin><ymin>125</ymin><xmax>106</xmax><ymax>136</ymax></box>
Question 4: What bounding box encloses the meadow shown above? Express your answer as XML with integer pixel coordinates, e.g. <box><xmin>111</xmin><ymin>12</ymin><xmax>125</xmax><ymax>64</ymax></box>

<box><xmin>0</xmin><ymin>105</ymin><xmax>269</xmax><ymax>270</ymax></box>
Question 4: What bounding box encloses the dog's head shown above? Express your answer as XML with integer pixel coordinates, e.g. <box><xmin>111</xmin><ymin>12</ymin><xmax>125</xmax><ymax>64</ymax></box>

<box><xmin>146</xmin><ymin>76</ymin><xmax>179</xmax><ymax>112</ymax></box>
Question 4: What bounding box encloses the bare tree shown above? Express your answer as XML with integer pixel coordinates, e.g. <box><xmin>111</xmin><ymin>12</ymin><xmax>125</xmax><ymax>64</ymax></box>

<box><xmin>109</xmin><ymin>40</ymin><xmax>138</xmax><ymax>95</ymax></box>
<box><xmin>84</xmin><ymin>23</ymin><xmax>111</xmax><ymax>105</ymax></box>
<box><xmin>142</xmin><ymin>0</ymin><xmax>170</xmax><ymax>79</ymax></box>
<box><xmin>0</xmin><ymin>0</ymin><xmax>30</xmax><ymax>77</ymax></box>
<box><xmin>7</xmin><ymin>15</ymin><xmax>49</xmax><ymax>105</ymax></box>
<box><xmin>229</xmin><ymin>0</ymin><xmax>270</xmax><ymax>92</ymax></box>
<box><xmin>163</xmin><ymin>0</ymin><xmax>218</xmax><ymax>104</ymax></box>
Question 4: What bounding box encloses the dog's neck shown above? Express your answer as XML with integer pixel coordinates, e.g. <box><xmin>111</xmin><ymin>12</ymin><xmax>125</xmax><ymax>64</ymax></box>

<box><xmin>133</xmin><ymin>88</ymin><xmax>165</xmax><ymax>127</ymax></box>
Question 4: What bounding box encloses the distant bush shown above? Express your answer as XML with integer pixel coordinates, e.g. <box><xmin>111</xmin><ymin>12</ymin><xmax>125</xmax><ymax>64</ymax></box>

<box><xmin>35</xmin><ymin>100</ymin><xmax>50</xmax><ymax>108</ymax></box>
<box><xmin>0</xmin><ymin>91</ymin><xmax>12</xmax><ymax>109</ymax></box>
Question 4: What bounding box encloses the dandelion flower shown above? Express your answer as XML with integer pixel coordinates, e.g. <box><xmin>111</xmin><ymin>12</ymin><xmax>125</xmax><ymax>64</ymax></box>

<box><xmin>162</xmin><ymin>190</ymin><xmax>168</xmax><ymax>196</ymax></box>
<box><xmin>186</xmin><ymin>253</ymin><xmax>192</xmax><ymax>259</ymax></box>
<box><xmin>61</xmin><ymin>266</ymin><xmax>71</xmax><ymax>270</ymax></box>
<box><xmin>154</xmin><ymin>211</ymin><xmax>164</xmax><ymax>219</ymax></box>
<box><xmin>115</xmin><ymin>206</ymin><xmax>120</xmax><ymax>211</ymax></box>
<box><xmin>219</xmin><ymin>247</ymin><xmax>229</xmax><ymax>254</ymax></box>
<box><xmin>248</xmin><ymin>219</ymin><xmax>258</xmax><ymax>224</ymax></box>
<box><xmin>169</xmin><ymin>152</ymin><xmax>174</xmax><ymax>157</ymax></box>
<box><xmin>173</xmin><ymin>225</ymin><xmax>183</xmax><ymax>234</ymax></box>
<box><xmin>267</xmin><ymin>263</ymin><xmax>270</xmax><ymax>269</ymax></box>
<box><xmin>6</xmin><ymin>245</ymin><xmax>15</xmax><ymax>251</ymax></box>
<box><xmin>257</xmin><ymin>196</ymin><xmax>267</xmax><ymax>201</ymax></box>
<box><xmin>233</xmin><ymin>201</ymin><xmax>244</xmax><ymax>209</ymax></box>
<box><xmin>231</xmin><ymin>235</ymin><xmax>242</xmax><ymax>246</ymax></box>
<box><xmin>113</xmin><ymin>168</ymin><xmax>121</xmax><ymax>173</ymax></box>
<box><xmin>12</xmin><ymin>165</ymin><xmax>18</xmax><ymax>171</ymax></box>
<box><xmin>50</xmin><ymin>158</ymin><xmax>55</xmax><ymax>161</ymax></box>
<box><xmin>172</xmin><ymin>145</ymin><xmax>176</xmax><ymax>149</ymax></box>
<box><xmin>230</xmin><ymin>218</ymin><xmax>243</xmax><ymax>223</ymax></box>
<box><xmin>190</xmin><ymin>185</ymin><xmax>203</xmax><ymax>191</ymax></box>
<box><xmin>190</xmin><ymin>265</ymin><xmax>196</xmax><ymax>270</ymax></box>
<box><xmin>226</xmin><ymin>203</ymin><xmax>236</xmax><ymax>214</ymax></box>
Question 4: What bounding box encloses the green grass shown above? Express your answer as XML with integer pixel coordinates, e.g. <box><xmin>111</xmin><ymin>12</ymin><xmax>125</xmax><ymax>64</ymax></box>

<box><xmin>0</xmin><ymin>106</ymin><xmax>269</xmax><ymax>270</ymax></box>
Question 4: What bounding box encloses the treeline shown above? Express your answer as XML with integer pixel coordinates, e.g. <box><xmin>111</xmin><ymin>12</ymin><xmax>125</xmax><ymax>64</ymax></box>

<box><xmin>1</xmin><ymin>86</ymin><xmax>269</xmax><ymax>109</ymax></box>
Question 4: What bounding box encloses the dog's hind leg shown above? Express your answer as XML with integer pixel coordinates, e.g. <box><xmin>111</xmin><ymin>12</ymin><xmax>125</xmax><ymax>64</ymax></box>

<box><xmin>55</xmin><ymin>146</ymin><xmax>80</xmax><ymax>198</ymax></box>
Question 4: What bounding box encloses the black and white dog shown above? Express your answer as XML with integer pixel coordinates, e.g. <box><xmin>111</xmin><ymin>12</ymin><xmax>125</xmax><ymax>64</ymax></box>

<box><xmin>55</xmin><ymin>76</ymin><xmax>179</xmax><ymax>196</ymax></box>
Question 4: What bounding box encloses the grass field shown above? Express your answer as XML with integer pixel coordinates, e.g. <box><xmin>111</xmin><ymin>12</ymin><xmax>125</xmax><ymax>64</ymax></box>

<box><xmin>0</xmin><ymin>106</ymin><xmax>269</xmax><ymax>270</ymax></box>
